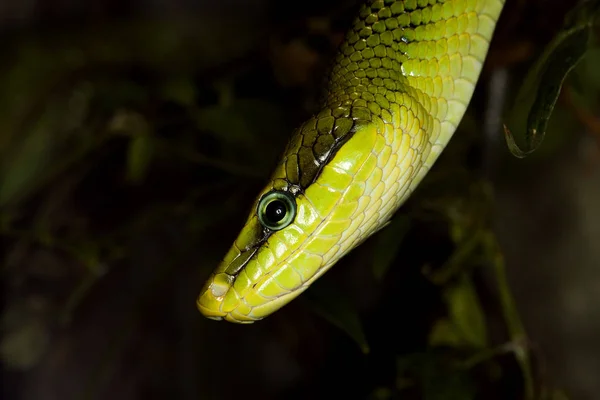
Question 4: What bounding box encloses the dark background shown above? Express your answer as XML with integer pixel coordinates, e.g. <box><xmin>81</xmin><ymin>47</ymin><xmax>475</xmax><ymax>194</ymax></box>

<box><xmin>1</xmin><ymin>0</ymin><xmax>599</xmax><ymax>399</ymax></box>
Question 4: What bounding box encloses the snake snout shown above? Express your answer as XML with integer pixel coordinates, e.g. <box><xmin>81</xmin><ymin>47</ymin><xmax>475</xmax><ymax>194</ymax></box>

<box><xmin>197</xmin><ymin>272</ymin><xmax>259</xmax><ymax>324</ymax></box>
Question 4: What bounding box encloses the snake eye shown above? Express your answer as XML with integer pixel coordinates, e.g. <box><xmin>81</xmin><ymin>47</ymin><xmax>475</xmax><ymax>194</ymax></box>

<box><xmin>257</xmin><ymin>190</ymin><xmax>296</xmax><ymax>231</ymax></box>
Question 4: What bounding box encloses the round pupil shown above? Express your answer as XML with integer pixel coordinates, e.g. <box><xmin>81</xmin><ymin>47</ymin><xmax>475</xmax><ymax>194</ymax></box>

<box><xmin>265</xmin><ymin>200</ymin><xmax>287</xmax><ymax>223</ymax></box>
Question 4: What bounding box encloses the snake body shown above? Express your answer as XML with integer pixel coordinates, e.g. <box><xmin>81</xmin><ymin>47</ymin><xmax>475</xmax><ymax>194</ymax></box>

<box><xmin>198</xmin><ymin>0</ymin><xmax>506</xmax><ymax>323</ymax></box>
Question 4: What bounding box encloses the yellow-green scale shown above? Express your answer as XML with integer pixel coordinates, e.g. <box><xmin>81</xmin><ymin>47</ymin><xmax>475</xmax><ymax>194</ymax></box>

<box><xmin>197</xmin><ymin>0</ymin><xmax>505</xmax><ymax>323</ymax></box>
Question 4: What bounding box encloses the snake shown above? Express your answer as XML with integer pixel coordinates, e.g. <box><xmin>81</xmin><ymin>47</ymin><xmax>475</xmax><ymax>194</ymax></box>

<box><xmin>198</xmin><ymin>0</ymin><xmax>506</xmax><ymax>323</ymax></box>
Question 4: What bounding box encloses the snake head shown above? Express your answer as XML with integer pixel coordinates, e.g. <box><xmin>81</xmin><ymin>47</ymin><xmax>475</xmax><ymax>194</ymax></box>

<box><xmin>197</xmin><ymin>116</ymin><xmax>391</xmax><ymax>323</ymax></box>
<box><xmin>196</xmin><ymin>99</ymin><xmax>429</xmax><ymax>323</ymax></box>
<box><xmin>197</xmin><ymin>185</ymin><xmax>316</xmax><ymax>323</ymax></box>
<box><xmin>197</xmin><ymin>178</ymin><xmax>326</xmax><ymax>323</ymax></box>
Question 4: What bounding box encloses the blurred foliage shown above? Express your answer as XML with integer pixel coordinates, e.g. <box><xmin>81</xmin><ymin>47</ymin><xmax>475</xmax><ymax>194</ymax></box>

<box><xmin>2</xmin><ymin>0</ymin><xmax>600</xmax><ymax>399</ymax></box>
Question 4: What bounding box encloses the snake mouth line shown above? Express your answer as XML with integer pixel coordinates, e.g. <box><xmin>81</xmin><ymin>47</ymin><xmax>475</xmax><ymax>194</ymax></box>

<box><xmin>196</xmin><ymin>301</ymin><xmax>257</xmax><ymax>324</ymax></box>
<box><xmin>197</xmin><ymin>283</ymin><xmax>308</xmax><ymax>324</ymax></box>
<box><xmin>196</xmin><ymin>283</ymin><xmax>258</xmax><ymax>324</ymax></box>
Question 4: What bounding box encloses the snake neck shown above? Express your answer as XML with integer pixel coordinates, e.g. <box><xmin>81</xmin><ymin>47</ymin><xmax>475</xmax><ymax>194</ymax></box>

<box><xmin>275</xmin><ymin>1</ymin><xmax>437</xmax><ymax>193</ymax></box>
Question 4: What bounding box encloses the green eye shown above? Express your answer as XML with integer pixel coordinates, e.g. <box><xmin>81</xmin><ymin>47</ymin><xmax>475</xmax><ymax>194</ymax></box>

<box><xmin>257</xmin><ymin>190</ymin><xmax>297</xmax><ymax>231</ymax></box>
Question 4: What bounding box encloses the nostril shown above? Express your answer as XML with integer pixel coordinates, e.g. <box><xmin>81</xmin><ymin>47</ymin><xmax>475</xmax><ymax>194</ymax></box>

<box><xmin>209</xmin><ymin>282</ymin><xmax>228</xmax><ymax>298</ymax></box>
<box><xmin>209</xmin><ymin>273</ymin><xmax>235</xmax><ymax>298</ymax></box>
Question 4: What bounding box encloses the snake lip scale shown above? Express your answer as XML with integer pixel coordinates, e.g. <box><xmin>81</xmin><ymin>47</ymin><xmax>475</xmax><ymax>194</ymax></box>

<box><xmin>198</xmin><ymin>0</ymin><xmax>506</xmax><ymax>323</ymax></box>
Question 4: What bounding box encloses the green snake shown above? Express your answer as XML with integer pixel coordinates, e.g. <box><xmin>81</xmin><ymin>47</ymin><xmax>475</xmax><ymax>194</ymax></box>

<box><xmin>198</xmin><ymin>0</ymin><xmax>506</xmax><ymax>323</ymax></box>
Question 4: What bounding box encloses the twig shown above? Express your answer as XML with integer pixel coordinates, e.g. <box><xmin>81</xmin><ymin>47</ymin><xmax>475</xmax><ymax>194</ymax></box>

<box><xmin>459</xmin><ymin>339</ymin><xmax>523</xmax><ymax>369</ymax></box>
<box><xmin>423</xmin><ymin>233</ymin><xmax>481</xmax><ymax>285</ymax></box>
<box><xmin>484</xmin><ymin>232</ymin><xmax>535</xmax><ymax>400</ymax></box>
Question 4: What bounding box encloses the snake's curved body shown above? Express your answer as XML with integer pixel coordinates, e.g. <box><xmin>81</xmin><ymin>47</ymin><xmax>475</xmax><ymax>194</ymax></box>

<box><xmin>198</xmin><ymin>0</ymin><xmax>505</xmax><ymax>323</ymax></box>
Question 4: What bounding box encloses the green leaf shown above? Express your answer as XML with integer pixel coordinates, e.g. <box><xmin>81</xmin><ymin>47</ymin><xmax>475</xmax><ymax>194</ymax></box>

<box><xmin>428</xmin><ymin>319</ymin><xmax>465</xmax><ymax>348</ymax></box>
<box><xmin>126</xmin><ymin>135</ymin><xmax>155</xmax><ymax>184</ymax></box>
<box><xmin>504</xmin><ymin>2</ymin><xmax>596</xmax><ymax>158</ymax></box>
<box><xmin>371</xmin><ymin>214</ymin><xmax>411</xmax><ymax>280</ymax></box>
<box><xmin>303</xmin><ymin>279</ymin><xmax>370</xmax><ymax>354</ymax></box>
<box><xmin>442</xmin><ymin>274</ymin><xmax>487</xmax><ymax>349</ymax></box>
<box><xmin>160</xmin><ymin>77</ymin><xmax>196</xmax><ymax>106</ymax></box>
<box><xmin>0</xmin><ymin>130</ymin><xmax>50</xmax><ymax>207</ymax></box>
